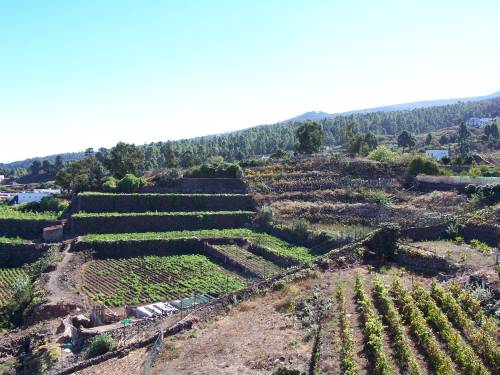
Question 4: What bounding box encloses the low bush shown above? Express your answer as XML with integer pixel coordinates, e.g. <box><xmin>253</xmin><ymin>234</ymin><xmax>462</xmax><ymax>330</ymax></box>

<box><xmin>407</xmin><ymin>156</ymin><xmax>440</xmax><ymax>176</ymax></box>
<box><xmin>290</xmin><ymin>219</ymin><xmax>310</xmax><ymax>239</ymax></box>
<box><xmin>101</xmin><ymin>176</ymin><xmax>118</xmax><ymax>192</ymax></box>
<box><xmin>20</xmin><ymin>197</ymin><xmax>69</xmax><ymax>214</ymax></box>
<box><xmin>117</xmin><ymin>174</ymin><xmax>146</xmax><ymax>193</ymax></box>
<box><xmin>255</xmin><ymin>205</ymin><xmax>274</xmax><ymax>227</ymax></box>
<box><xmin>363</xmin><ymin>189</ymin><xmax>393</xmax><ymax>207</ymax></box>
<box><xmin>366</xmin><ymin>223</ymin><xmax>400</xmax><ymax>257</ymax></box>
<box><xmin>368</xmin><ymin>146</ymin><xmax>400</xmax><ymax>163</ymax></box>
<box><xmin>464</xmin><ymin>184</ymin><xmax>500</xmax><ymax>206</ymax></box>
<box><xmin>469</xmin><ymin>239</ymin><xmax>493</xmax><ymax>254</ymax></box>
<box><xmin>84</xmin><ymin>333</ymin><xmax>116</xmax><ymax>359</ymax></box>
<box><xmin>185</xmin><ymin>162</ymin><xmax>243</xmax><ymax>178</ymax></box>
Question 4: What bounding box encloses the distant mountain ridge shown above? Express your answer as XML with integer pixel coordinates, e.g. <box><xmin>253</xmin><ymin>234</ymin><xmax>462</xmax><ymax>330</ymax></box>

<box><xmin>283</xmin><ymin>90</ymin><xmax>500</xmax><ymax>123</ymax></box>
<box><xmin>2</xmin><ymin>90</ymin><xmax>499</xmax><ymax>169</ymax></box>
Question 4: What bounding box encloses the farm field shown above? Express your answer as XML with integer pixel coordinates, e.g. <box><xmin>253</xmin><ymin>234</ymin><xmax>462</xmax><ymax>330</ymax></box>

<box><xmin>212</xmin><ymin>243</ymin><xmax>284</xmax><ymax>277</ymax></box>
<box><xmin>324</xmin><ymin>270</ymin><xmax>498</xmax><ymax>375</ymax></box>
<box><xmin>72</xmin><ymin>210</ymin><xmax>254</xmax><ymax>218</ymax></box>
<box><xmin>411</xmin><ymin>240</ymin><xmax>497</xmax><ymax>269</ymax></box>
<box><xmin>0</xmin><ymin>205</ymin><xmax>59</xmax><ymax>220</ymax></box>
<box><xmin>151</xmin><ymin>265</ymin><xmax>499</xmax><ymax>375</ymax></box>
<box><xmin>0</xmin><ymin>236</ymin><xmax>29</xmax><ymax>244</ymax></box>
<box><xmin>81</xmin><ymin>254</ymin><xmax>246</xmax><ymax>306</ymax></box>
<box><xmin>81</xmin><ymin>228</ymin><xmax>316</xmax><ymax>262</ymax></box>
<box><xmin>0</xmin><ymin>268</ymin><xmax>27</xmax><ymax>305</ymax></box>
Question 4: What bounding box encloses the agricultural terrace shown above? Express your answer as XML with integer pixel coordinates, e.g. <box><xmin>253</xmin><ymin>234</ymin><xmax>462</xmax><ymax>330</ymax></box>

<box><xmin>211</xmin><ymin>243</ymin><xmax>284</xmax><ymax>277</ymax></box>
<box><xmin>243</xmin><ymin>156</ymin><xmax>462</xmax><ymax>228</ymax></box>
<box><xmin>76</xmin><ymin>192</ymin><xmax>255</xmax><ymax>212</ymax></box>
<box><xmin>410</xmin><ymin>239</ymin><xmax>497</xmax><ymax>269</ymax></box>
<box><xmin>73</xmin><ymin>210</ymin><xmax>254</xmax><ymax>218</ymax></box>
<box><xmin>0</xmin><ymin>268</ymin><xmax>27</xmax><ymax>305</ymax></box>
<box><xmin>0</xmin><ymin>205</ymin><xmax>59</xmax><ymax>220</ymax></box>
<box><xmin>82</xmin><ymin>254</ymin><xmax>246</xmax><ymax>306</ymax></box>
<box><xmin>0</xmin><ymin>236</ymin><xmax>29</xmax><ymax>244</ymax></box>
<box><xmin>80</xmin><ymin>228</ymin><xmax>316</xmax><ymax>262</ymax></box>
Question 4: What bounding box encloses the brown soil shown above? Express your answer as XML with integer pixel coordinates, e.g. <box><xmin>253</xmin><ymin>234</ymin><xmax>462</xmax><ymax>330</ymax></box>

<box><xmin>73</xmin><ymin>347</ymin><xmax>149</xmax><ymax>375</ymax></box>
<box><xmin>151</xmin><ymin>279</ymin><xmax>320</xmax><ymax>375</ymax></box>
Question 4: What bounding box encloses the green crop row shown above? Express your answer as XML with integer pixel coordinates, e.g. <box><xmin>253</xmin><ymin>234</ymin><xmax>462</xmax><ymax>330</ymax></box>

<box><xmin>412</xmin><ymin>283</ymin><xmax>489</xmax><ymax>375</ymax></box>
<box><xmin>372</xmin><ymin>277</ymin><xmax>422</xmax><ymax>375</ymax></box>
<box><xmin>0</xmin><ymin>205</ymin><xmax>59</xmax><ymax>220</ymax></box>
<box><xmin>81</xmin><ymin>228</ymin><xmax>315</xmax><ymax>262</ymax></box>
<box><xmin>0</xmin><ymin>236</ymin><xmax>30</xmax><ymax>244</ymax></box>
<box><xmin>336</xmin><ymin>285</ymin><xmax>358</xmax><ymax>375</ymax></box>
<box><xmin>448</xmin><ymin>282</ymin><xmax>498</xmax><ymax>337</ymax></box>
<box><xmin>391</xmin><ymin>280</ymin><xmax>453</xmax><ymax>375</ymax></box>
<box><xmin>430</xmin><ymin>282</ymin><xmax>499</xmax><ymax>371</ymax></box>
<box><xmin>78</xmin><ymin>192</ymin><xmax>250</xmax><ymax>197</ymax></box>
<box><xmin>82</xmin><ymin>254</ymin><xmax>246</xmax><ymax>306</ymax></box>
<box><xmin>355</xmin><ymin>275</ymin><xmax>394</xmax><ymax>375</ymax></box>
<box><xmin>73</xmin><ymin>210</ymin><xmax>254</xmax><ymax>218</ymax></box>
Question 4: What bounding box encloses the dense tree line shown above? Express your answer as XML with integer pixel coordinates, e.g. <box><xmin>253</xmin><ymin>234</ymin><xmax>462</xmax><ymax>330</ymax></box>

<box><xmin>3</xmin><ymin>97</ymin><xmax>500</xmax><ymax>174</ymax></box>
<box><xmin>134</xmin><ymin>97</ymin><xmax>500</xmax><ymax>169</ymax></box>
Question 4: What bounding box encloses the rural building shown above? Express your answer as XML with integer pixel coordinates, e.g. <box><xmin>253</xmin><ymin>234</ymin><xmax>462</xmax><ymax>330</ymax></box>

<box><xmin>15</xmin><ymin>188</ymin><xmax>60</xmax><ymax>204</ymax></box>
<box><xmin>0</xmin><ymin>175</ymin><xmax>4</xmax><ymax>183</ymax></box>
<box><xmin>425</xmin><ymin>149</ymin><xmax>449</xmax><ymax>160</ymax></box>
<box><xmin>43</xmin><ymin>225</ymin><xmax>64</xmax><ymax>242</ymax></box>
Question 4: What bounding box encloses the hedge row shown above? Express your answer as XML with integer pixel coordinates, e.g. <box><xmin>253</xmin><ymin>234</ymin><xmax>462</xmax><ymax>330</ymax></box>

<box><xmin>76</xmin><ymin>193</ymin><xmax>255</xmax><ymax>213</ymax></box>
<box><xmin>0</xmin><ymin>218</ymin><xmax>61</xmax><ymax>239</ymax></box>
<box><xmin>71</xmin><ymin>211</ymin><xmax>254</xmax><ymax>235</ymax></box>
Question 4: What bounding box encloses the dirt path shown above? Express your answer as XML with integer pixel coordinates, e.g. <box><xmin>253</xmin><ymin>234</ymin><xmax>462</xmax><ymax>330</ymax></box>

<box><xmin>46</xmin><ymin>242</ymin><xmax>86</xmax><ymax>307</ymax></box>
<box><xmin>317</xmin><ymin>293</ymin><xmax>340</xmax><ymax>375</ymax></box>
<box><xmin>345</xmin><ymin>284</ymin><xmax>370</xmax><ymax>375</ymax></box>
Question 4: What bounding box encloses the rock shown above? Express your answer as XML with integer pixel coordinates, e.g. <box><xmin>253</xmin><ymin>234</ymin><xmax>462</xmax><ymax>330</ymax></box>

<box><xmin>57</xmin><ymin>317</ymin><xmax>78</xmax><ymax>344</ymax></box>
<box><xmin>72</xmin><ymin>314</ymin><xmax>91</xmax><ymax>328</ymax></box>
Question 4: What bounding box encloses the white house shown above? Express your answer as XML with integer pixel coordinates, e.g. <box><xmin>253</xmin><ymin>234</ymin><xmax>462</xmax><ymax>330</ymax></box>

<box><xmin>0</xmin><ymin>175</ymin><xmax>4</xmax><ymax>184</ymax></box>
<box><xmin>425</xmin><ymin>149</ymin><xmax>449</xmax><ymax>160</ymax></box>
<box><xmin>14</xmin><ymin>188</ymin><xmax>61</xmax><ymax>204</ymax></box>
<box><xmin>15</xmin><ymin>192</ymin><xmax>52</xmax><ymax>204</ymax></box>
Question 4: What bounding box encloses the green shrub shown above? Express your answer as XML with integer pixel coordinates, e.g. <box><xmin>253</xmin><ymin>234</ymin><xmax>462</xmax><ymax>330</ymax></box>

<box><xmin>102</xmin><ymin>176</ymin><xmax>118</xmax><ymax>192</ymax></box>
<box><xmin>364</xmin><ymin>189</ymin><xmax>394</xmax><ymax>207</ymax></box>
<box><xmin>367</xmin><ymin>223</ymin><xmax>401</xmax><ymax>257</ymax></box>
<box><xmin>185</xmin><ymin>162</ymin><xmax>243</xmax><ymax>178</ymax></box>
<box><xmin>368</xmin><ymin>146</ymin><xmax>400</xmax><ymax>163</ymax></box>
<box><xmin>256</xmin><ymin>205</ymin><xmax>274</xmax><ymax>227</ymax></box>
<box><xmin>407</xmin><ymin>156</ymin><xmax>440</xmax><ymax>176</ymax></box>
<box><xmin>84</xmin><ymin>333</ymin><xmax>116</xmax><ymax>359</ymax></box>
<box><xmin>469</xmin><ymin>239</ymin><xmax>492</xmax><ymax>254</ymax></box>
<box><xmin>117</xmin><ymin>174</ymin><xmax>145</xmax><ymax>193</ymax></box>
<box><xmin>291</xmin><ymin>219</ymin><xmax>309</xmax><ymax>239</ymax></box>
<box><xmin>464</xmin><ymin>184</ymin><xmax>500</xmax><ymax>206</ymax></box>
<box><xmin>20</xmin><ymin>197</ymin><xmax>69</xmax><ymax>215</ymax></box>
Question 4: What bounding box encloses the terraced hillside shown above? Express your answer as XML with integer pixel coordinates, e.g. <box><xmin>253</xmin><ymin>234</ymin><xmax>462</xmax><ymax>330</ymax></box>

<box><xmin>82</xmin><ymin>254</ymin><xmax>245</xmax><ymax>306</ymax></box>
<box><xmin>70</xmin><ymin>188</ymin><xmax>325</xmax><ymax>308</ymax></box>
<box><xmin>244</xmin><ymin>156</ymin><xmax>460</xmax><ymax>228</ymax></box>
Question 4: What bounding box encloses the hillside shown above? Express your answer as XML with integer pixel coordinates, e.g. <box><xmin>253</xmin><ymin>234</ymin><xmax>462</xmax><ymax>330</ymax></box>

<box><xmin>285</xmin><ymin>90</ymin><xmax>500</xmax><ymax>122</ymax></box>
<box><xmin>2</xmin><ymin>92</ymin><xmax>500</xmax><ymax>170</ymax></box>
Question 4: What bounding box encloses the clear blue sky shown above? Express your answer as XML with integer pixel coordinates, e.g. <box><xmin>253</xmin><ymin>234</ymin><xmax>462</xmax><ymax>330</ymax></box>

<box><xmin>1</xmin><ymin>0</ymin><xmax>499</xmax><ymax>162</ymax></box>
